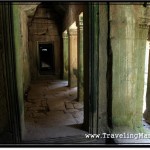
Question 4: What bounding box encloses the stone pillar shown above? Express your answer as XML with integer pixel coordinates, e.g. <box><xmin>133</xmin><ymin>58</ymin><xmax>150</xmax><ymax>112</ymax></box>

<box><xmin>110</xmin><ymin>5</ymin><xmax>149</xmax><ymax>130</ymax></box>
<box><xmin>62</xmin><ymin>31</ymin><xmax>69</xmax><ymax>80</ymax></box>
<box><xmin>77</xmin><ymin>14</ymin><xmax>84</xmax><ymax>102</ymax></box>
<box><xmin>144</xmin><ymin>40</ymin><xmax>150</xmax><ymax>123</ymax></box>
<box><xmin>68</xmin><ymin>27</ymin><xmax>78</xmax><ymax>88</ymax></box>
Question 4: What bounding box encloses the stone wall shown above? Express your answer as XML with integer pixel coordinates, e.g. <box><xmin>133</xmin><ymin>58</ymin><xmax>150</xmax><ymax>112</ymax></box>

<box><xmin>20</xmin><ymin>7</ymin><xmax>31</xmax><ymax>93</ymax></box>
<box><xmin>12</xmin><ymin>4</ymin><xmax>25</xmax><ymax>138</ymax></box>
<box><xmin>12</xmin><ymin>3</ymin><xmax>38</xmax><ymax>94</ymax></box>
<box><xmin>28</xmin><ymin>6</ymin><xmax>61</xmax><ymax>79</ymax></box>
<box><xmin>0</xmin><ymin>5</ymin><xmax>9</xmax><ymax>138</ymax></box>
<box><xmin>98</xmin><ymin>4</ymin><xmax>109</xmax><ymax>132</ymax></box>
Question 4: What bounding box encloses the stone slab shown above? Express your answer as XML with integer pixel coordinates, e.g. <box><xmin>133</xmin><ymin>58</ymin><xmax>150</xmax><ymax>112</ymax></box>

<box><xmin>64</xmin><ymin>109</ymin><xmax>78</xmax><ymax>113</ymax></box>
<box><xmin>35</xmin><ymin>111</ymin><xmax>77</xmax><ymax>127</ymax></box>
<box><xmin>47</xmin><ymin>100</ymin><xmax>66</xmax><ymax>111</ymax></box>
<box><xmin>73</xmin><ymin>103</ymin><xmax>83</xmax><ymax>109</ymax></box>
<box><xmin>74</xmin><ymin>117</ymin><xmax>83</xmax><ymax>124</ymax></box>
<box><xmin>72</xmin><ymin>111</ymin><xmax>84</xmax><ymax>118</ymax></box>
<box><xmin>65</xmin><ymin>102</ymin><xmax>74</xmax><ymax>109</ymax></box>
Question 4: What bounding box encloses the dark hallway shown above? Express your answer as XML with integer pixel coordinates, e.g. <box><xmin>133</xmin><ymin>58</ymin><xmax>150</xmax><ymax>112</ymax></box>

<box><xmin>21</xmin><ymin>2</ymin><xmax>86</xmax><ymax>142</ymax></box>
<box><xmin>1</xmin><ymin>1</ymin><xmax>150</xmax><ymax>146</ymax></box>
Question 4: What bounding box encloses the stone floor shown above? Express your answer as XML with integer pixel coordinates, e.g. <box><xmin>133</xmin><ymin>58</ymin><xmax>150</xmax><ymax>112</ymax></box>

<box><xmin>113</xmin><ymin>119</ymin><xmax>150</xmax><ymax>144</ymax></box>
<box><xmin>143</xmin><ymin>118</ymin><xmax>150</xmax><ymax>131</ymax></box>
<box><xmin>23</xmin><ymin>77</ymin><xmax>150</xmax><ymax>144</ymax></box>
<box><xmin>23</xmin><ymin>78</ymin><xmax>85</xmax><ymax>141</ymax></box>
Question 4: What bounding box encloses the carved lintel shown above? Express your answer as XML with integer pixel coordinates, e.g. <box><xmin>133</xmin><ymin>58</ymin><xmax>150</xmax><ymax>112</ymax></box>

<box><xmin>138</xmin><ymin>17</ymin><xmax>150</xmax><ymax>28</ymax></box>
<box><xmin>68</xmin><ymin>28</ymin><xmax>77</xmax><ymax>36</ymax></box>
<box><xmin>62</xmin><ymin>31</ymin><xmax>68</xmax><ymax>38</ymax></box>
<box><xmin>139</xmin><ymin>23</ymin><xmax>149</xmax><ymax>29</ymax></box>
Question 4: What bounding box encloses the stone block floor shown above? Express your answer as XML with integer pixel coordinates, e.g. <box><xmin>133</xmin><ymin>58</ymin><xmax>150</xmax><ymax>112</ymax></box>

<box><xmin>143</xmin><ymin>118</ymin><xmax>150</xmax><ymax>131</ymax></box>
<box><xmin>113</xmin><ymin>119</ymin><xmax>150</xmax><ymax>144</ymax></box>
<box><xmin>23</xmin><ymin>78</ymin><xmax>85</xmax><ymax>141</ymax></box>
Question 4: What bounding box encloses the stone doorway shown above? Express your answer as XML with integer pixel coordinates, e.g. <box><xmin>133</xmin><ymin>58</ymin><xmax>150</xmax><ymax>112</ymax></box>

<box><xmin>0</xmin><ymin>2</ymin><xmax>102</xmax><ymax>143</ymax></box>
<box><xmin>39</xmin><ymin>43</ymin><xmax>55</xmax><ymax>75</ymax></box>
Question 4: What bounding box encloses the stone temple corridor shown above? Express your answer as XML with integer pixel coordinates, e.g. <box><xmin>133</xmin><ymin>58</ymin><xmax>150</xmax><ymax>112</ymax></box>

<box><xmin>3</xmin><ymin>2</ymin><xmax>150</xmax><ymax>146</ymax></box>
<box><xmin>23</xmin><ymin>77</ymin><xmax>85</xmax><ymax>141</ymax></box>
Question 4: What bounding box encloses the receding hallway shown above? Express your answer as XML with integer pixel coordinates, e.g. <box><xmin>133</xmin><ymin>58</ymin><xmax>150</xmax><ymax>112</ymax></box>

<box><xmin>2</xmin><ymin>2</ymin><xmax>150</xmax><ymax>146</ymax></box>
<box><xmin>23</xmin><ymin>77</ymin><xmax>84</xmax><ymax>141</ymax></box>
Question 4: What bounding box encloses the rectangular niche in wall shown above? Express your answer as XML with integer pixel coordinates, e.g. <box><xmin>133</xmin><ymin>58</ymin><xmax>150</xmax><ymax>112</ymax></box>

<box><xmin>39</xmin><ymin>43</ymin><xmax>55</xmax><ymax>75</ymax></box>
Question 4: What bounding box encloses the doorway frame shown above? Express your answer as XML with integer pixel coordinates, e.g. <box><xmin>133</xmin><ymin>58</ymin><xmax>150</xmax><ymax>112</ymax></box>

<box><xmin>1</xmin><ymin>3</ymin><xmax>21</xmax><ymax>143</ymax></box>
<box><xmin>83</xmin><ymin>2</ymin><xmax>100</xmax><ymax>134</ymax></box>
<box><xmin>37</xmin><ymin>41</ymin><xmax>55</xmax><ymax>75</ymax></box>
<box><xmin>3</xmin><ymin>2</ymin><xmax>100</xmax><ymax>143</ymax></box>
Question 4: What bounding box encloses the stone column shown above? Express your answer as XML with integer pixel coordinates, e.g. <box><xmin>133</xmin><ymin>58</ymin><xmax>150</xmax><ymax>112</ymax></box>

<box><xmin>68</xmin><ymin>27</ymin><xmax>78</xmax><ymax>88</ymax></box>
<box><xmin>62</xmin><ymin>31</ymin><xmax>69</xmax><ymax>80</ymax></box>
<box><xmin>110</xmin><ymin>5</ymin><xmax>149</xmax><ymax>130</ymax></box>
<box><xmin>144</xmin><ymin>40</ymin><xmax>150</xmax><ymax>123</ymax></box>
<box><xmin>77</xmin><ymin>14</ymin><xmax>84</xmax><ymax>102</ymax></box>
